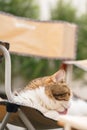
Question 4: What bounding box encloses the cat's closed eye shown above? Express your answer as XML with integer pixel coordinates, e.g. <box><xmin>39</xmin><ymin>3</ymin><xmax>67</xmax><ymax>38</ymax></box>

<box><xmin>53</xmin><ymin>92</ymin><xmax>70</xmax><ymax>100</ymax></box>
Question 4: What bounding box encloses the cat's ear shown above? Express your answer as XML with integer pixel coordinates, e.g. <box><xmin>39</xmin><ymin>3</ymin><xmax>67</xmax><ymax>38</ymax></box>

<box><xmin>51</xmin><ymin>69</ymin><xmax>65</xmax><ymax>82</ymax></box>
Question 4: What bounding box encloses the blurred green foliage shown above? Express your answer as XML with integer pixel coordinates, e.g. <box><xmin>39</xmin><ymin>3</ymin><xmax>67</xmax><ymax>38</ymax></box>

<box><xmin>77</xmin><ymin>15</ymin><xmax>87</xmax><ymax>60</ymax></box>
<box><xmin>0</xmin><ymin>0</ymin><xmax>87</xmax><ymax>83</ymax></box>
<box><xmin>0</xmin><ymin>0</ymin><xmax>39</xmax><ymax>19</ymax></box>
<box><xmin>11</xmin><ymin>54</ymin><xmax>61</xmax><ymax>81</ymax></box>
<box><xmin>51</xmin><ymin>0</ymin><xmax>87</xmax><ymax>78</ymax></box>
<box><xmin>0</xmin><ymin>0</ymin><xmax>60</xmax><ymax>83</ymax></box>
<box><xmin>51</xmin><ymin>0</ymin><xmax>87</xmax><ymax>60</ymax></box>
<box><xmin>51</xmin><ymin>0</ymin><xmax>77</xmax><ymax>22</ymax></box>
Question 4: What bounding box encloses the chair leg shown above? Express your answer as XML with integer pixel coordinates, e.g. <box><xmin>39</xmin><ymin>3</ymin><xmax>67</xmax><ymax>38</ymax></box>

<box><xmin>0</xmin><ymin>112</ymin><xmax>11</xmax><ymax>130</ymax></box>
<box><xmin>18</xmin><ymin>108</ymin><xmax>36</xmax><ymax>130</ymax></box>
<box><xmin>0</xmin><ymin>103</ymin><xmax>36</xmax><ymax>130</ymax></box>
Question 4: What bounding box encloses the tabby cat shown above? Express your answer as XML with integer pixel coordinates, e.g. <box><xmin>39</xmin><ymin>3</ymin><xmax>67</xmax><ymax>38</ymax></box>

<box><xmin>14</xmin><ymin>69</ymin><xmax>71</xmax><ymax>120</ymax></box>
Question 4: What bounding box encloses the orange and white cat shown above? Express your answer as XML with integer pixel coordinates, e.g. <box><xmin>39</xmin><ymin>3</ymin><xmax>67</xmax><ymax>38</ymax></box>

<box><xmin>14</xmin><ymin>69</ymin><xmax>71</xmax><ymax>120</ymax></box>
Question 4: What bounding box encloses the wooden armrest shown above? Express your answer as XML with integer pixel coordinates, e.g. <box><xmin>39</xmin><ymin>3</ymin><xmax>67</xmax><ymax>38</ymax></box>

<box><xmin>64</xmin><ymin>60</ymin><xmax>87</xmax><ymax>71</ymax></box>
<box><xmin>0</xmin><ymin>41</ymin><xmax>9</xmax><ymax>62</ymax></box>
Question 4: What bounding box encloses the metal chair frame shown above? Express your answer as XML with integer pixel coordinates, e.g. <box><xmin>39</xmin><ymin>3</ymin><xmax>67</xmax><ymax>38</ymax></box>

<box><xmin>0</xmin><ymin>44</ymin><xmax>73</xmax><ymax>130</ymax></box>
<box><xmin>0</xmin><ymin>44</ymin><xmax>36</xmax><ymax>130</ymax></box>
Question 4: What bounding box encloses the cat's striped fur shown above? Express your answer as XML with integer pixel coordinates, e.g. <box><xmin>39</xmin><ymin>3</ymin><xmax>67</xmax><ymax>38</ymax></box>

<box><xmin>14</xmin><ymin>69</ymin><xmax>71</xmax><ymax>120</ymax></box>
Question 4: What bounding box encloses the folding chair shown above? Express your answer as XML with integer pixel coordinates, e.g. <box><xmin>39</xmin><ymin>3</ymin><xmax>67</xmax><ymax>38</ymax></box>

<box><xmin>0</xmin><ymin>12</ymin><xmax>77</xmax><ymax>130</ymax></box>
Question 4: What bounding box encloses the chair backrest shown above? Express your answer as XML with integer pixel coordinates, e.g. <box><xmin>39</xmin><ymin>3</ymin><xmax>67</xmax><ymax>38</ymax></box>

<box><xmin>0</xmin><ymin>12</ymin><xmax>77</xmax><ymax>60</ymax></box>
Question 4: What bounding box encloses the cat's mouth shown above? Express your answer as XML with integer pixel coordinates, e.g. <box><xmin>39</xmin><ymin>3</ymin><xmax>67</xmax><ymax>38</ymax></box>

<box><xmin>57</xmin><ymin>108</ymin><xmax>68</xmax><ymax>115</ymax></box>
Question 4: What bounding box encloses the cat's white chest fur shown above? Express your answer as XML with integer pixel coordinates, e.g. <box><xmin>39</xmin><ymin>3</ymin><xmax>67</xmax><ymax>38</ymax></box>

<box><xmin>14</xmin><ymin>86</ymin><xmax>54</xmax><ymax>112</ymax></box>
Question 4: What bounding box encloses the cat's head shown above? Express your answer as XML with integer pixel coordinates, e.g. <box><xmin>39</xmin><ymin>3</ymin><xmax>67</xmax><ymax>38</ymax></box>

<box><xmin>24</xmin><ymin>69</ymin><xmax>71</xmax><ymax>116</ymax></box>
<box><xmin>43</xmin><ymin>69</ymin><xmax>71</xmax><ymax>115</ymax></box>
